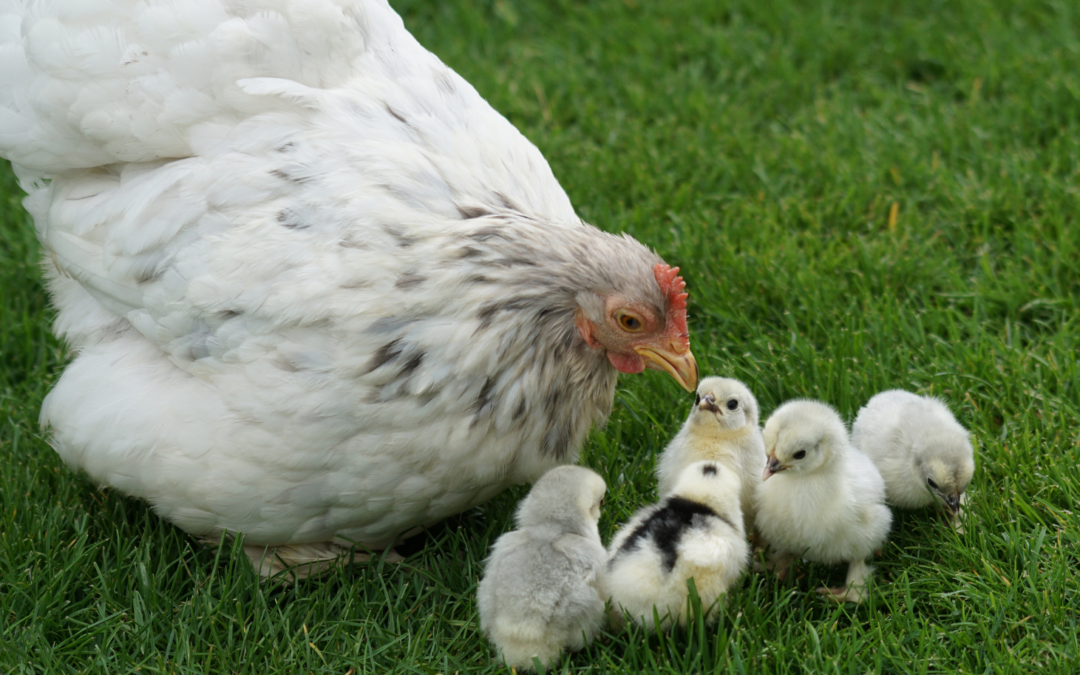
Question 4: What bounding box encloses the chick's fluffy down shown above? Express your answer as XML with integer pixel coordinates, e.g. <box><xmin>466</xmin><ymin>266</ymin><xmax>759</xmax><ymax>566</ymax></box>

<box><xmin>755</xmin><ymin>400</ymin><xmax>892</xmax><ymax>566</ymax></box>
<box><xmin>852</xmin><ymin>389</ymin><xmax>974</xmax><ymax>511</ymax></box>
<box><xmin>656</xmin><ymin>376</ymin><xmax>766</xmax><ymax>534</ymax></box>
<box><xmin>477</xmin><ymin>466</ymin><xmax>607</xmax><ymax>670</ymax></box>
<box><xmin>607</xmin><ymin>461</ymin><xmax>748</xmax><ymax>630</ymax></box>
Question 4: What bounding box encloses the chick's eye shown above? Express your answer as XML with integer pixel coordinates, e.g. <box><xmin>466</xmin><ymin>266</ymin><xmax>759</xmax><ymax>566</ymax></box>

<box><xmin>694</xmin><ymin>394</ymin><xmax>701</xmax><ymax>405</ymax></box>
<box><xmin>927</xmin><ymin>478</ymin><xmax>938</xmax><ymax>489</ymax></box>
<box><xmin>726</xmin><ymin>399</ymin><xmax>738</xmax><ymax>411</ymax></box>
<box><xmin>616</xmin><ymin>312</ymin><xmax>643</xmax><ymax>332</ymax></box>
<box><xmin>792</xmin><ymin>450</ymin><xmax>807</xmax><ymax>460</ymax></box>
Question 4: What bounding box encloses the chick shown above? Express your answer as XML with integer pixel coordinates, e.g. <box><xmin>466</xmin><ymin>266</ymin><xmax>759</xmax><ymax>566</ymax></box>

<box><xmin>656</xmin><ymin>377</ymin><xmax>766</xmax><ymax>535</ymax></box>
<box><xmin>477</xmin><ymin>465</ymin><xmax>607</xmax><ymax>672</ymax></box>
<box><xmin>755</xmin><ymin>400</ymin><xmax>892</xmax><ymax>603</ymax></box>
<box><xmin>851</xmin><ymin>390</ymin><xmax>974</xmax><ymax>529</ymax></box>
<box><xmin>607</xmin><ymin>461</ymin><xmax>749</xmax><ymax>630</ymax></box>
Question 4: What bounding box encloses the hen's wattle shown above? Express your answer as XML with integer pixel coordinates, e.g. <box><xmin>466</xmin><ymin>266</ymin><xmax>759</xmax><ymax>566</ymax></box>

<box><xmin>0</xmin><ymin>0</ymin><xmax>696</xmax><ymax>575</ymax></box>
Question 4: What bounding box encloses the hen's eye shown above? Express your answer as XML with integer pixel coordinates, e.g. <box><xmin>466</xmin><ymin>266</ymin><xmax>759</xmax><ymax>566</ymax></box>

<box><xmin>792</xmin><ymin>450</ymin><xmax>807</xmax><ymax>460</ymax></box>
<box><xmin>616</xmin><ymin>312</ymin><xmax>643</xmax><ymax>332</ymax></box>
<box><xmin>927</xmin><ymin>478</ymin><xmax>938</xmax><ymax>489</ymax></box>
<box><xmin>726</xmin><ymin>399</ymin><xmax>738</xmax><ymax>411</ymax></box>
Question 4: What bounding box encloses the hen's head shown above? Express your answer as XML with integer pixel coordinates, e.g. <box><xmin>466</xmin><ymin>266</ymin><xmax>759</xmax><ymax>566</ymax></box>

<box><xmin>574</xmin><ymin>261</ymin><xmax>697</xmax><ymax>391</ymax></box>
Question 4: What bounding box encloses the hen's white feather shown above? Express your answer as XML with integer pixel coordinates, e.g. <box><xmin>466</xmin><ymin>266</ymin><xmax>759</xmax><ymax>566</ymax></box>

<box><xmin>2</xmin><ymin>0</ymin><xmax>649</xmax><ymax>559</ymax></box>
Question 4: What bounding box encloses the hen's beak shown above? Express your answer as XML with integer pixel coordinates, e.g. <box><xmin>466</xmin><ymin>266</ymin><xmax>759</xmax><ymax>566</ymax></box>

<box><xmin>635</xmin><ymin>343</ymin><xmax>698</xmax><ymax>392</ymax></box>
<box><xmin>762</xmin><ymin>454</ymin><xmax>788</xmax><ymax>481</ymax></box>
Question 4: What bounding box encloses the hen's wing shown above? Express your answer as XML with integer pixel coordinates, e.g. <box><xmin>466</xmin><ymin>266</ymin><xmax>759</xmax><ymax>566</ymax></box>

<box><xmin>0</xmin><ymin>0</ymin><xmax>372</xmax><ymax>172</ymax></box>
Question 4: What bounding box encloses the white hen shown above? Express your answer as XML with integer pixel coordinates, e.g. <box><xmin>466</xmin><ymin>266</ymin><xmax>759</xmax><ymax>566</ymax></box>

<box><xmin>0</xmin><ymin>0</ymin><xmax>699</xmax><ymax>576</ymax></box>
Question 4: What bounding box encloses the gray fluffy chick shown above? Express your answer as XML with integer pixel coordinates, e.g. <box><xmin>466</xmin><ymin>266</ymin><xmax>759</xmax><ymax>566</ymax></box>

<box><xmin>851</xmin><ymin>390</ymin><xmax>975</xmax><ymax>529</ymax></box>
<box><xmin>655</xmin><ymin>376</ymin><xmax>766</xmax><ymax>535</ymax></box>
<box><xmin>477</xmin><ymin>465</ymin><xmax>607</xmax><ymax>671</ymax></box>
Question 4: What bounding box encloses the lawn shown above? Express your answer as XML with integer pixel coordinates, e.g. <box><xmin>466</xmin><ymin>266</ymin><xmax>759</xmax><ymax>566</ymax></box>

<box><xmin>2</xmin><ymin>0</ymin><xmax>1079</xmax><ymax>672</ymax></box>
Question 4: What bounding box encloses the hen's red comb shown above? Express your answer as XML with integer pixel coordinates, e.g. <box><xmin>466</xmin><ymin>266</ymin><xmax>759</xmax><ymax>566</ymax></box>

<box><xmin>654</xmin><ymin>263</ymin><xmax>688</xmax><ymax>312</ymax></box>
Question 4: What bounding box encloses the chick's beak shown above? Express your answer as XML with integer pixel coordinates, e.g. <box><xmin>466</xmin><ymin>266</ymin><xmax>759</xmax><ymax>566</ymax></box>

<box><xmin>944</xmin><ymin>492</ymin><xmax>961</xmax><ymax>513</ymax></box>
<box><xmin>699</xmin><ymin>393</ymin><xmax>719</xmax><ymax>413</ymax></box>
<box><xmin>635</xmin><ymin>342</ymin><xmax>698</xmax><ymax>392</ymax></box>
<box><xmin>762</xmin><ymin>454</ymin><xmax>786</xmax><ymax>481</ymax></box>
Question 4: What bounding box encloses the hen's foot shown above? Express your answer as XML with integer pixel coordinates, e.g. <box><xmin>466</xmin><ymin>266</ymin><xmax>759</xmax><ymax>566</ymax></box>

<box><xmin>232</xmin><ymin>541</ymin><xmax>404</xmax><ymax>580</ymax></box>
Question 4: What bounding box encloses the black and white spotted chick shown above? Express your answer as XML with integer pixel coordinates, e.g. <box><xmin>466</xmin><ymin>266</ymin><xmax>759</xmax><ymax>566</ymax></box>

<box><xmin>477</xmin><ymin>466</ymin><xmax>607</xmax><ymax>671</ymax></box>
<box><xmin>606</xmin><ymin>461</ymin><xmax>749</xmax><ymax>630</ymax></box>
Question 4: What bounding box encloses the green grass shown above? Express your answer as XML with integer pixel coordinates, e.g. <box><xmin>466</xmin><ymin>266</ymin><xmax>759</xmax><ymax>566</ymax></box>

<box><xmin>2</xmin><ymin>0</ymin><xmax>1079</xmax><ymax>672</ymax></box>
